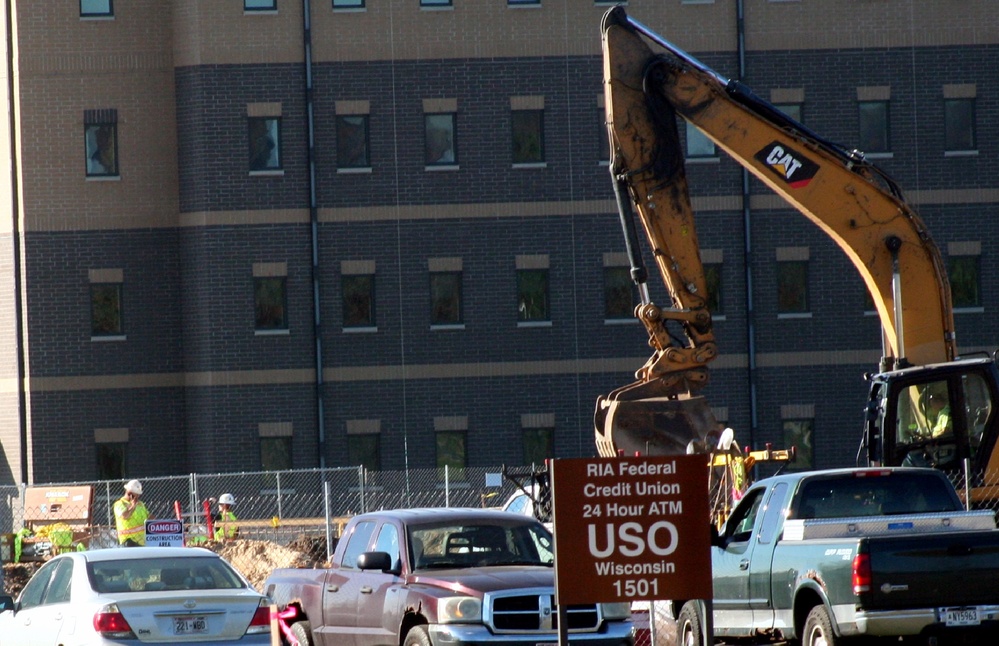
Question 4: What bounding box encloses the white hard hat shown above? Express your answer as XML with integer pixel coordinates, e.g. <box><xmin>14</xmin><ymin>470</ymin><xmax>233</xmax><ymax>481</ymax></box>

<box><xmin>218</xmin><ymin>493</ymin><xmax>235</xmax><ymax>505</ymax></box>
<box><xmin>124</xmin><ymin>479</ymin><xmax>143</xmax><ymax>495</ymax></box>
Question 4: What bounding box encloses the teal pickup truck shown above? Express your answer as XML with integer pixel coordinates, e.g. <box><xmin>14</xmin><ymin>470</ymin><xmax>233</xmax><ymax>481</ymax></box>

<box><xmin>673</xmin><ymin>467</ymin><xmax>999</xmax><ymax>646</ymax></box>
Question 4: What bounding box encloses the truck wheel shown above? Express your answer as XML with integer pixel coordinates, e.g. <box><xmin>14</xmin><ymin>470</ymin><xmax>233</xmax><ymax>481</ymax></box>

<box><xmin>677</xmin><ymin>601</ymin><xmax>703</xmax><ymax>646</ymax></box>
<box><xmin>289</xmin><ymin>620</ymin><xmax>314</xmax><ymax>646</ymax></box>
<box><xmin>403</xmin><ymin>625</ymin><xmax>432</xmax><ymax>646</ymax></box>
<box><xmin>802</xmin><ymin>605</ymin><xmax>838</xmax><ymax>646</ymax></box>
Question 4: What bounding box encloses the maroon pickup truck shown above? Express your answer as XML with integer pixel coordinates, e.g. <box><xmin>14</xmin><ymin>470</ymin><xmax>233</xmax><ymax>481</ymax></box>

<box><xmin>263</xmin><ymin>507</ymin><xmax>635</xmax><ymax>646</ymax></box>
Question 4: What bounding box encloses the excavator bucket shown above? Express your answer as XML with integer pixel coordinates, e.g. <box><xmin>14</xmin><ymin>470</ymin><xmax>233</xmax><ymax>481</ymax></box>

<box><xmin>594</xmin><ymin>394</ymin><xmax>718</xmax><ymax>457</ymax></box>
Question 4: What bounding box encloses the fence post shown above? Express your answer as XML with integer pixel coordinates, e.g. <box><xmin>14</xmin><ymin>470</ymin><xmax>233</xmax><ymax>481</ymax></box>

<box><xmin>324</xmin><ymin>480</ymin><xmax>333</xmax><ymax>563</ymax></box>
<box><xmin>358</xmin><ymin>466</ymin><xmax>366</xmax><ymax>514</ymax></box>
<box><xmin>445</xmin><ymin>465</ymin><xmax>450</xmax><ymax>508</ymax></box>
<box><xmin>276</xmin><ymin>471</ymin><xmax>283</xmax><ymax>520</ymax></box>
<box><xmin>104</xmin><ymin>481</ymin><xmax>112</xmax><ymax>527</ymax></box>
<box><xmin>190</xmin><ymin>473</ymin><xmax>199</xmax><ymax>528</ymax></box>
<box><xmin>964</xmin><ymin>458</ymin><xmax>971</xmax><ymax>511</ymax></box>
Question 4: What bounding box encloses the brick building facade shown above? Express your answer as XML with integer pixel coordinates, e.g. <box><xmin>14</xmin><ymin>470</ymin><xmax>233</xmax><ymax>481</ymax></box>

<box><xmin>0</xmin><ymin>0</ymin><xmax>996</xmax><ymax>484</ymax></box>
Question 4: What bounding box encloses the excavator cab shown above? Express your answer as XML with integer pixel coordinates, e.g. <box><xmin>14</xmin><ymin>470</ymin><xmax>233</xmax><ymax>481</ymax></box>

<box><xmin>865</xmin><ymin>356</ymin><xmax>999</xmax><ymax>500</ymax></box>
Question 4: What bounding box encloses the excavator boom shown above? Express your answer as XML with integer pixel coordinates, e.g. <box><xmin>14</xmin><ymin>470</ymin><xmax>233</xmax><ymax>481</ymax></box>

<box><xmin>596</xmin><ymin>8</ymin><xmax>999</xmax><ymax>483</ymax></box>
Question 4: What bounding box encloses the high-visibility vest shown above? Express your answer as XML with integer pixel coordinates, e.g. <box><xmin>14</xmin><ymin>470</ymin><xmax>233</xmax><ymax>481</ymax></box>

<box><xmin>214</xmin><ymin>510</ymin><xmax>239</xmax><ymax>540</ymax></box>
<box><xmin>114</xmin><ymin>496</ymin><xmax>149</xmax><ymax>545</ymax></box>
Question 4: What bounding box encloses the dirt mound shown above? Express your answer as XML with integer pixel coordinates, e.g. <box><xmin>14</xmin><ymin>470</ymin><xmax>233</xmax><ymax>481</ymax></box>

<box><xmin>213</xmin><ymin>539</ymin><xmax>318</xmax><ymax>591</ymax></box>
<box><xmin>3</xmin><ymin>562</ymin><xmax>41</xmax><ymax>597</ymax></box>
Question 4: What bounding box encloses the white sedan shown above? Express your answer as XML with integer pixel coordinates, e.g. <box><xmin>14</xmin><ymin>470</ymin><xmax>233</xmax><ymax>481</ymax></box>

<box><xmin>0</xmin><ymin>546</ymin><xmax>272</xmax><ymax>645</ymax></box>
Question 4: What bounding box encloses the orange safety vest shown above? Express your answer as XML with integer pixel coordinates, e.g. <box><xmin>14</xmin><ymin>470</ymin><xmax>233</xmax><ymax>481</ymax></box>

<box><xmin>114</xmin><ymin>496</ymin><xmax>149</xmax><ymax>545</ymax></box>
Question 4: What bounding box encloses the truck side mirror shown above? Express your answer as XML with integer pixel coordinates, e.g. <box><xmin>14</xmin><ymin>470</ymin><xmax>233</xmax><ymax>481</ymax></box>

<box><xmin>357</xmin><ymin>551</ymin><xmax>398</xmax><ymax>574</ymax></box>
<box><xmin>709</xmin><ymin>523</ymin><xmax>722</xmax><ymax>547</ymax></box>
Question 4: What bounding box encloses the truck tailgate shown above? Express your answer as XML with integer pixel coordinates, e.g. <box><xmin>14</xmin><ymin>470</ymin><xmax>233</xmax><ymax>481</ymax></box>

<box><xmin>867</xmin><ymin>530</ymin><xmax>999</xmax><ymax>609</ymax></box>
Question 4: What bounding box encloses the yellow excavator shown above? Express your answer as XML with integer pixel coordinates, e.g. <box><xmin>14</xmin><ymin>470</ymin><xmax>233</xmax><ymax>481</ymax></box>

<box><xmin>596</xmin><ymin>7</ymin><xmax>999</xmax><ymax>504</ymax></box>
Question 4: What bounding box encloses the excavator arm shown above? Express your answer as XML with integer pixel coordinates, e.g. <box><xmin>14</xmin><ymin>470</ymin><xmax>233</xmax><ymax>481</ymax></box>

<box><xmin>596</xmin><ymin>7</ymin><xmax>957</xmax><ymax>458</ymax></box>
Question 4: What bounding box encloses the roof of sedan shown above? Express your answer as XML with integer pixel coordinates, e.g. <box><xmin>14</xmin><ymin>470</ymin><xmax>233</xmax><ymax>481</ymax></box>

<box><xmin>74</xmin><ymin>546</ymin><xmax>221</xmax><ymax>562</ymax></box>
<box><xmin>354</xmin><ymin>507</ymin><xmax>542</xmax><ymax>524</ymax></box>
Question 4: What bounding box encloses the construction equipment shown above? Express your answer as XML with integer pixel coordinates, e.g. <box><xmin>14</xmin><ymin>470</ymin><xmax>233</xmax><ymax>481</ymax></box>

<box><xmin>597</xmin><ymin>7</ymin><xmax>999</xmax><ymax>503</ymax></box>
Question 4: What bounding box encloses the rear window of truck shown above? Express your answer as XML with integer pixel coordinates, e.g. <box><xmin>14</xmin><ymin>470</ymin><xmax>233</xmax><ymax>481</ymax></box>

<box><xmin>797</xmin><ymin>472</ymin><xmax>959</xmax><ymax>519</ymax></box>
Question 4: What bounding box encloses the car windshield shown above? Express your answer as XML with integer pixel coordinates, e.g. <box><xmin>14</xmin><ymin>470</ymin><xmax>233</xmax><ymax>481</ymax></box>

<box><xmin>88</xmin><ymin>556</ymin><xmax>246</xmax><ymax>593</ymax></box>
<box><xmin>409</xmin><ymin>521</ymin><xmax>553</xmax><ymax>569</ymax></box>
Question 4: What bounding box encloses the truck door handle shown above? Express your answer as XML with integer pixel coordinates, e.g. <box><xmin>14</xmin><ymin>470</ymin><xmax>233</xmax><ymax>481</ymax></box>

<box><xmin>326</xmin><ymin>585</ymin><xmax>339</xmax><ymax>593</ymax></box>
<box><xmin>739</xmin><ymin>559</ymin><xmax>750</xmax><ymax>570</ymax></box>
<box><xmin>360</xmin><ymin>586</ymin><xmax>373</xmax><ymax>594</ymax></box>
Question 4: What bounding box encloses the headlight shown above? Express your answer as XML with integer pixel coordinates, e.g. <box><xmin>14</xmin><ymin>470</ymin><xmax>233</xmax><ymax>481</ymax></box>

<box><xmin>437</xmin><ymin>596</ymin><xmax>482</xmax><ymax>624</ymax></box>
<box><xmin>601</xmin><ymin>602</ymin><xmax>632</xmax><ymax>620</ymax></box>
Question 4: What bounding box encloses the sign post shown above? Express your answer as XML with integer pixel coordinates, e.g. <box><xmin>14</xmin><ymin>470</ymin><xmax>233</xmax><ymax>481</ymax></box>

<box><xmin>551</xmin><ymin>455</ymin><xmax>713</xmax><ymax>642</ymax></box>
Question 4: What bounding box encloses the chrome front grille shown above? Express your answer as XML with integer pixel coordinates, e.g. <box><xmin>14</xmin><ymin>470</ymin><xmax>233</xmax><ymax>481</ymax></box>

<box><xmin>484</xmin><ymin>588</ymin><xmax>601</xmax><ymax>633</ymax></box>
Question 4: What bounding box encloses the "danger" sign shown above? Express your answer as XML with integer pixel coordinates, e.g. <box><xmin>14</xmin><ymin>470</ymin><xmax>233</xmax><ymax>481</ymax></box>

<box><xmin>551</xmin><ymin>455</ymin><xmax>712</xmax><ymax>605</ymax></box>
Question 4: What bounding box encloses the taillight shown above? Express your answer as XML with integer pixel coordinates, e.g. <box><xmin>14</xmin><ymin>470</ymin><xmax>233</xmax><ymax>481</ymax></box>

<box><xmin>93</xmin><ymin>603</ymin><xmax>136</xmax><ymax>639</ymax></box>
<box><xmin>246</xmin><ymin>599</ymin><xmax>272</xmax><ymax>635</ymax></box>
<box><xmin>852</xmin><ymin>553</ymin><xmax>871</xmax><ymax>594</ymax></box>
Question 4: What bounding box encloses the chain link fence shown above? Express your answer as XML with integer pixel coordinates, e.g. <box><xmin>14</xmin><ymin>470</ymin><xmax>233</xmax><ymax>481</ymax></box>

<box><xmin>0</xmin><ymin>465</ymin><xmax>535</xmax><ymax>579</ymax></box>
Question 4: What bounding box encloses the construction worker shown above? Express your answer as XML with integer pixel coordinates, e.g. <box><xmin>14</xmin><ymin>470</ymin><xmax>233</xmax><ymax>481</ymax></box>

<box><xmin>929</xmin><ymin>393</ymin><xmax>952</xmax><ymax>438</ymax></box>
<box><xmin>114</xmin><ymin>479</ymin><xmax>149</xmax><ymax>547</ymax></box>
<box><xmin>214</xmin><ymin>493</ymin><xmax>239</xmax><ymax>541</ymax></box>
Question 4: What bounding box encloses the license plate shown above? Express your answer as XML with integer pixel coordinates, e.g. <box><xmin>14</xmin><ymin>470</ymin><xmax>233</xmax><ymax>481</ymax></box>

<box><xmin>943</xmin><ymin>607</ymin><xmax>980</xmax><ymax>627</ymax></box>
<box><xmin>174</xmin><ymin>616</ymin><xmax>208</xmax><ymax>635</ymax></box>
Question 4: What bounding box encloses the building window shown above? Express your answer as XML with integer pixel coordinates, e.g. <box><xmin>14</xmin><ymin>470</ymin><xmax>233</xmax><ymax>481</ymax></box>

<box><xmin>81</xmin><ymin>0</ymin><xmax>112</xmax><ymax>17</ymax></box>
<box><xmin>775</xmin><ymin>103</ymin><xmax>802</xmax><ymax>123</ymax></box>
<box><xmin>509</xmin><ymin>0</ymin><xmax>541</xmax><ymax>6</ymax></box>
<box><xmin>436</xmin><ymin>430</ymin><xmax>467</xmax><ymax>477</ymax></box>
<box><xmin>425</xmin><ymin>113</ymin><xmax>456</xmax><ymax>165</ymax></box>
<box><xmin>685</xmin><ymin>121</ymin><xmax>715</xmax><ymax>158</ymax></box>
<box><xmin>783</xmin><ymin>419</ymin><xmax>814</xmax><ymax>469</ymax></box>
<box><xmin>704</xmin><ymin>263</ymin><xmax>722</xmax><ymax>315</ymax></box>
<box><xmin>604</xmin><ymin>266</ymin><xmax>637</xmax><ymax>320</ymax></box>
<box><xmin>333</xmin><ymin>0</ymin><xmax>364</xmax><ymax>7</ymax></box>
<box><xmin>261</xmin><ymin>436</ymin><xmax>292</xmax><ymax>472</ymax></box>
<box><xmin>336</xmin><ymin>115</ymin><xmax>370</xmax><ymax>169</ymax></box>
<box><xmin>343</xmin><ymin>274</ymin><xmax>375</xmax><ymax>328</ymax></box>
<box><xmin>517</xmin><ymin>269</ymin><xmax>549</xmax><ymax>322</ymax></box>
<box><xmin>512</xmin><ymin>110</ymin><xmax>544</xmax><ymax>164</ymax></box>
<box><xmin>91</xmin><ymin>283</ymin><xmax>123</xmax><ymax>337</ymax></box>
<box><xmin>249</xmin><ymin>117</ymin><xmax>281</xmax><ymax>171</ymax></box>
<box><xmin>777</xmin><ymin>260</ymin><xmax>809</xmax><ymax>313</ymax></box>
<box><xmin>858</xmin><ymin>101</ymin><xmax>889</xmax><ymax>154</ymax></box>
<box><xmin>96</xmin><ymin>442</ymin><xmax>126</xmax><ymax>480</ymax></box>
<box><xmin>949</xmin><ymin>255</ymin><xmax>981</xmax><ymax>309</ymax></box>
<box><xmin>85</xmin><ymin>110</ymin><xmax>118</xmax><ymax>177</ymax></box>
<box><xmin>523</xmin><ymin>427</ymin><xmax>554</xmax><ymax>465</ymax></box>
<box><xmin>348</xmin><ymin>434</ymin><xmax>381</xmax><ymax>471</ymax></box>
<box><xmin>255</xmin><ymin>277</ymin><xmax>288</xmax><ymax>331</ymax></box>
<box><xmin>421</xmin><ymin>0</ymin><xmax>451</xmax><ymax>7</ymax></box>
<box><xmin>430</xmin><ymin>272</ymin><xmax>462</xmax><ymax>325</ymax></box>
<box><xmin>944</xmin><ymin>98</ymin><xmax>975</xmax><ymax>152</ymax></box>
<box><xmin>245</xmin><ymin>0</ymin><xmax>276</xmax><ymax>9</ymax></box>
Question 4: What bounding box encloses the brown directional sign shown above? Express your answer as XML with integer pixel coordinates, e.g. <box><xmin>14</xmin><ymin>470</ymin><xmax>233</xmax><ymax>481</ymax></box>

<box><xmin>551</xmin><ymin>455</ymin><xmax>713</xmax><ymax>605</ymax></box>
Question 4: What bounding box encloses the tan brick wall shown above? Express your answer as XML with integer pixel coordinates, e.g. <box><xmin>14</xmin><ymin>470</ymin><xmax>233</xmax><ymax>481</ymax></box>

<box><xmin>173</xmin><ymin>0</ymin><xmax>304</xmax><ymax>67</ymax></box>
<box><xmin>747</xmin><ymin>0</ymin><xmax>999</xmax><ymax>50</ymax></box>
<box><xmin>14</xmin><ymin>0</ymin><xmax>178</xmax><ymax>232</ymax></box>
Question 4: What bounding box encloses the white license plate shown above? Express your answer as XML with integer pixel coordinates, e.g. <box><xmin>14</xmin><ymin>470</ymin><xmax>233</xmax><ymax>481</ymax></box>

<box><xmin>943</xmin><ymin>607</ymin><xmax>980</xmax><ymax>627</ymax></box>
<box><xmin>174</xmin><ymin>616</ymin><xmax>208</xmax><ymax>635</ymax></box>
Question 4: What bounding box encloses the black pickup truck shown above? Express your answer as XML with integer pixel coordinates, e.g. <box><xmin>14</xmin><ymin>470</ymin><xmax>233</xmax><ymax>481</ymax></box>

<box><xmin>673</xmin><ymin>467</ymin><xmax>999</xmax><ymax>645</ymax></box>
